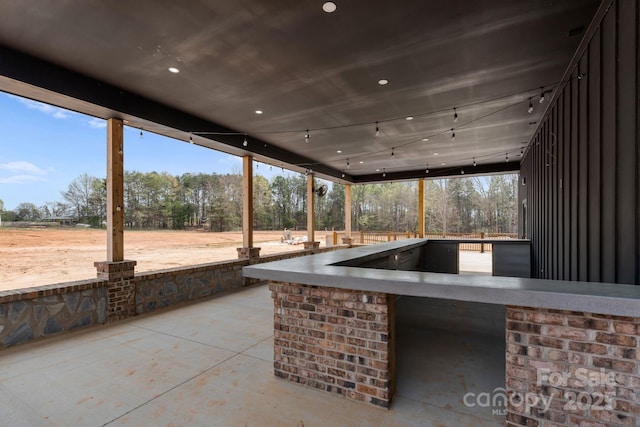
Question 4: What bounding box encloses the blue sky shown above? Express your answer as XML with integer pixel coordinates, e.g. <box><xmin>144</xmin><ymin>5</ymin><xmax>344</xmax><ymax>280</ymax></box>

<box><xmin>0</xmin><ymin>93</ymin><xmax>262</xmax><ymax>210</ymax></box>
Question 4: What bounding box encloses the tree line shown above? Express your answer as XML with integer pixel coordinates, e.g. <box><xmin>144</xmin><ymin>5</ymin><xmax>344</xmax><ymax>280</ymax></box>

<box><xmin>0</xmin><ymin>171</ymin><xmax>519</xmax><ymax>234</ymax></box>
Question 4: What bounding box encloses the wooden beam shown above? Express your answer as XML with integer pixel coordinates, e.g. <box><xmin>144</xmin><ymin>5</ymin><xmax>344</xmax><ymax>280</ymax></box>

<box><xmin>106</xmin><ymin>118</ymin><xmax>124</xmax><ymax>262</ymax></box>
<box><xmin>345</xmin><ymin>184</ymin><xmax>352</xmax><ymax>237</ymax></box>
<box><xmin>307</xmin><ymin>173</ymin><xmax>315</xmax><ymax>243</ymax></box>
<box><xmin>242</xmin><ymin>156</ymin><xmax>254</xmax><ymax>248</ymax></box>
<box><xmin>418</xmin><ymin>179</ymin><xmax>425</xmax><ymax>238</ymax></box>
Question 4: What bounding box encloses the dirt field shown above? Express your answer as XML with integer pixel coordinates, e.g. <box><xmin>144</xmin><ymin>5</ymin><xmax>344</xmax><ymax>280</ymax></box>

<box><xmin>0</xmin><ymin>228</ymin><xmax>326</xmax><ymax>291</ymax></box>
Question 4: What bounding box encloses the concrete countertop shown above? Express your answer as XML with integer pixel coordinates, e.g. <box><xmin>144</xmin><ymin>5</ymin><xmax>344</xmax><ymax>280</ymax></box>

<box><xmin>243</xmin><ymin>239</ymin><xmax>640</xmax><ymax>317</ymax></box>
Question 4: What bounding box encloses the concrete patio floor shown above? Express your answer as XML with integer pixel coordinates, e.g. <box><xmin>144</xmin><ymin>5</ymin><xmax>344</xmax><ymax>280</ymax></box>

<box><xmin>0</xmin><ymin>284</ymin><xmax>504</xmax><ymax>427</ymax></box>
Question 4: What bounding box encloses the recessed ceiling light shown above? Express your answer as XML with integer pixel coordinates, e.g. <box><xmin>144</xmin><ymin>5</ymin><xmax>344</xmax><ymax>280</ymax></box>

<box><xmin>441</xmin><ymin>162</ymin><xmax>446</xmax><ymax>166</ymax></box>
<box><xmin>406</xmin><ymin>116</ymin><xmax>414</xmax><ymax>120</ymax></box>
<box><xmin>322</xmin><ymin>1</ymin><xmax>337</xmax><ymax>13</ymax></box>
<box><xmin>255</xmin><ymin>110</ymin><xmax>263</xmax><ymax>115</ymax></box>
<box><xmin>336</xmin><ymin>150</ymin><xmax>342</xmax><ymax>153</ymax></box>
<box><xmin>433</xmin><ymin>152</ymin><xmax>439</xmax><ymax>156</ymax></box>
<box><xmin>378</xmin><ymin>79</ymin><xmax>389</xmax><ymax>86</ymax></box>
<box><xmin>168</xmin><ymin>67</ymin><xmax>180</xmax><ymax>73</ymax></box>
<box><xmin>422</xmin><ymin>138</ymin><xmax>429</xmax><ymax>141</ymax></box>
<box><xmin>359</xmin><ymin>161</ymin><xmax>364</xmax><ymax>164</ymax></box>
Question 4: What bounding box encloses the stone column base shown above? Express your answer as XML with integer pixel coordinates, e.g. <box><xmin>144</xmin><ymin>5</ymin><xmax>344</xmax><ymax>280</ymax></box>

<box><xmin>303</xmin><ymin>241</ymin><xmax>321</xmax><ymax>250</ymax></box>
<box><xmin>237</xmin><ymin>247</ymin><xmax>261</xmax><ymax>260</ymax></box>
<box><xmin>94</xmin><ymin>260</ymin><xmax>137</xmax><ymax>322</ymax></box>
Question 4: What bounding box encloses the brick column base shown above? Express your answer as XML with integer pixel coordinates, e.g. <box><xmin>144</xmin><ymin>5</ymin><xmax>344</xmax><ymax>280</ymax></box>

<box><xmin>237</xmin><ymin>247</ymin><xmax>261</xmax><ymax>260</ymax></box>
<box><xmin>94</xmin><ymin>260</ymin><xmax>137</xmax><ymax>322</ymax></box>
<box><xmin>303</xmin><ymin>241</ymin><xmax>321</xmax><ymax>250</ymax></box>
<box><xmin>505</xmin><ymin>306</ymin><xmax>640</xmax><ymax>426</ymax></box>
<box><xmin>269</xmin><ymin>281</ymin><xmax>396</xmax><ymax>408</ymax></box>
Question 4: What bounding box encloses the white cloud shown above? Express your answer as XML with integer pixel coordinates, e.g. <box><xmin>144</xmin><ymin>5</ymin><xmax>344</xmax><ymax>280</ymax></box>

<box><xmin>9</xmin><ymin>95</ymin><xmax>75</xmax><ymax>119</ymax></box>
<box><xmin>0</xmin><ymin>161</ymin><xmax>48</xmax><ymax>175</ymax></box>
<box><xmin>0</xmin><ymin>174</ymin><xmax>46</xmax><ymax>184</ymax></box>
<box><xmin>87</xmin><ymin>118</ymin><xmax>107</xmax><ymax>129</ymax></box>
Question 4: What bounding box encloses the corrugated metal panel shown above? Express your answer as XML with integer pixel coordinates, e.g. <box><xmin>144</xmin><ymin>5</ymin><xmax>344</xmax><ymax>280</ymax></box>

<box><xmin>520</xmin><ymin>0</ymin><xmax>639</xmax><ymax>285</ymax></box>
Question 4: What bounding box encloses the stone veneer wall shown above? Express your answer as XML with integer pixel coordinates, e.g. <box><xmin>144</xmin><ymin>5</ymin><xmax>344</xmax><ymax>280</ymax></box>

<box><xmin>135</xmin><ymin>247</ymin><xmax>343</xmax><ymax>315</ymax></box>
<box><xmin>135</xmin><ymin>260</ymin><xmax>248</xmax><ymax>314</ymax></box>
<box><xmin>0</xmin><ymin>280</ymin><xmax>108</xmax><ymax>349</ymax></box>
<box><xmin>269</xmin><ymin>281</ymin><xmax>395</xmax><ymax>408</ymax></box>
<box><xmin>505</xmin><ymin>306</ymin><xmax>640</xmax><ymax>427</ymax></box>
<box><xmin>0</xmin><ymin>246</ymin><xmax>346</xmax><ymax>350</ymax></box>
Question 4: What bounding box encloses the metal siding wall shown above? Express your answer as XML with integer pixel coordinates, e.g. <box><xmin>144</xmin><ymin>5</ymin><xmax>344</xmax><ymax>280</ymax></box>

<box><xmin>570</xmin><ymin>75</ymin><xmax>579</xmax><ymax>281</ymax></box>
<box><xmin>520</xmin><ymin>0</ymin><xmax>638</xmax><ymax>284</ymax></box>
<box><xmin>600</xmin><ymin>7</ymin><xmax>616</xmax><ymax>283</ymax></box>
<box><xmin>637</xmin><ymin>0</ymin><xmax>640</xmax><ymax>285</ymax></box>
<box><xmin>563</xmin><ymin>87</ymin><xmax>571</xmax><ymax>280</ymax></box>
<box><xmin>617</xmin><ymin>0</ymin><xmax>638</xmax><ymax>284</ymax></box>
<box><xmin>578</xmin><ymin>54</ymin><xmax>589</xmax><ymax>282</ymax></box>
<box><xmin>588</xmin><ymin>28</ymin><xmax>602</xmax><ymax>282</ymax></box>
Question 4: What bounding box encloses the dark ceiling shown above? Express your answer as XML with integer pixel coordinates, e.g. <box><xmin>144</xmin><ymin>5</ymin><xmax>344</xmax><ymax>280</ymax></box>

<box><xmin>0</xmin><ymin>0</ymin><xmax>601</xmax><ymax>183</ymax></box>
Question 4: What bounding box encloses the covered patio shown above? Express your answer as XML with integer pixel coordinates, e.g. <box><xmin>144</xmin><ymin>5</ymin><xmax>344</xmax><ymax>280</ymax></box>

<box><xmin>1</xmin><ymin>1</ymin><xmax>639</xmax><ymax>426</ymax></box>
<box><xmin>1</xmin><ymin>284</ymin><xmax>503</xmax><ymax>427</ymax></box>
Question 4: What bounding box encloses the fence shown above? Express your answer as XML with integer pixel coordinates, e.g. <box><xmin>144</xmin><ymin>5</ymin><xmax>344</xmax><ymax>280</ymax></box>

<box><xmin>327</xmin><ymin>231</ymin><xmax>518</xmax><ymax>252</ymax></box>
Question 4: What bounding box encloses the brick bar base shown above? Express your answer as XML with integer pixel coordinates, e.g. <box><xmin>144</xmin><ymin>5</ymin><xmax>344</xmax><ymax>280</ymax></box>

<box><xmin>506</xmin><ymin>306</ymin><xmax>640</xmax><ymax>427</ymax></box>
<box><xmin>269</xmin><ymin>281</ymin><xmax>395</xmax><ymax>408</ymax></box>
<box><xmin>236</xmin><ymin>247</ymin><xmax>261</xmax><ymax>260</ymax></box>
<box><xmin>95</xmin><ymin>260</ymin><xmax>137</xmax><ymax>322</ymax></box>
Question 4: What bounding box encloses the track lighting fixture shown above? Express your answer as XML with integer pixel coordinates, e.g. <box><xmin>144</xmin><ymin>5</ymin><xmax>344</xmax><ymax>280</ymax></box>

<box><xmin>528</xmin><ymin>98</ymin><xmax>534</xmax><ymax>114</ymax></box>
<box><xmin>473</xmin><ymin>157</ymin><xmax>477</xmax><ymax>167</ymax></box>
<box><xmin>391</xmin><ymin>147</ymin><xmax>395</xmax><ymax>157</ymax></box>
<box><xmin>189</xmin><ymin>134</ymin><xmax>193</xmax><ymax>144</ymax></box>
<box><xmin>539</xmin><ymin>87</ymin><xmax>545</xmax><ymax>104</ymax></box>
<box><xmin>305</xmin><ymin>130</ymin><xmax>310</xmax><ymax>143</ymax></box>
<box><xmin>453</xmin><ymin>107</ymin><xmax>458</xmax><ymax>123</ymax></box>
<box><xmin>425</xmin><ymin>164</ymin><xmax>429</xmax><ymax>174</ymax></box>
<box><xmin>243</xmin><ymin>135</ymin><xmax>248</xmax><ymax>147</ymax></box>
<box><xmin>375</xmin><ymin>121</ymin><xmax>380</xmax><ymax>137</ymax></box>
<box><xmin>140</xmin><ymin>129</ymin><xmax>143</xmax><ymax>139</ymax></box>
<box><xmin>505</xmin><ymin>153</ymin><xmax>509</xmax><ymax>163</ymax></box>
<box><xmin>382</xmin><ymin>168</ymin><xmax>386</xmax><ymax>178</ymax></box>
<box><xmin>451</xmin><ymin>129</ymin><xmax>455</xmax><ymax>141</ymax></box>
<box><xmin>346</xmin><ymin>158</ymin><xmax>350</xmax><ymax>169</ymax></box>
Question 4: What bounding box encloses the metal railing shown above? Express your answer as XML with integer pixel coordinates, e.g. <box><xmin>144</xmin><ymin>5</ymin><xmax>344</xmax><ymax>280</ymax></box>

<box><xmin>327</xmin><ymin>231</ymin><xmax>518</xmax><ymax>252</ymax></box>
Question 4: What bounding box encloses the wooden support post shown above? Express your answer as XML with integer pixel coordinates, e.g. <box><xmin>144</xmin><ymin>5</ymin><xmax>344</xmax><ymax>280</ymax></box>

<box><xmin>307</xmin><ymin>173</ymin><xmax>315</xmax><ymax>244</ymax></box>
<box><xmin>237</xmin><ymin>156</ymin><xmax>260</xmax><ymax>259</ymax></box>
<box><xmin>345</xmin><ymin>184</ymin><xmax>352</xmax><ymax>238</ymax></box>
<box><xmin>242</xmin><ymin>156</ymin><xmax>254</xmax><ymax>249</ymax></box>
<box><xmin>107</xmin><ymin>118</ymin><xmax>124</xmax><ymax>262</ymax></box>
<box><xmin>418</xmin><ymin>179</ymin><xmax>425</xmax><ymax>238</ymax></box>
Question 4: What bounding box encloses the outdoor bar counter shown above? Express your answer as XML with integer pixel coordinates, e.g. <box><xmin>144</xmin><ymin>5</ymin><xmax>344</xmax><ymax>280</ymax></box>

<box><xmin>243</xmin><ymin>240</ymin><xmax>640</xmax><ymax>425</ymax></box>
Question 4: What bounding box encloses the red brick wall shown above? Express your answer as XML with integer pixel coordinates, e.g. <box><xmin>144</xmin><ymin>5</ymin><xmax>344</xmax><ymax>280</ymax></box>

<box><xmin>505</xmin><ymin>306</ymin><xmax>640</xmax><ymax>426</ymax></box>
<box><xmin>95</xmin><ymin>260</ymin><xmax>137</xmax><ymax>321</ymax></box>
<box><xmin>269</xmin><ymin>281</ymin><xmax>395</xmax><ymax>408</ymax></box>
